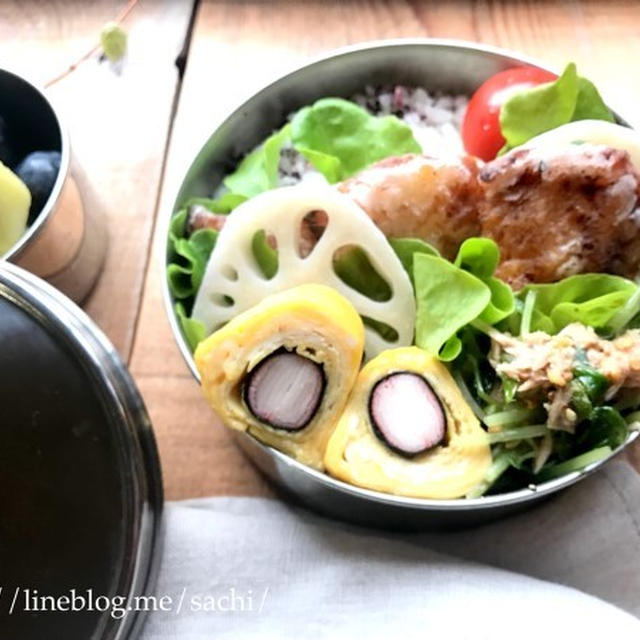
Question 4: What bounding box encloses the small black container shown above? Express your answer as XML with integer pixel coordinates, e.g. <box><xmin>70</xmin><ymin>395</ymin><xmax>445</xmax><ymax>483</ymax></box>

<box><xmin>0</xmin><ymin>262</ymin><xmax>162</xmax><ymax>639</ymax></box>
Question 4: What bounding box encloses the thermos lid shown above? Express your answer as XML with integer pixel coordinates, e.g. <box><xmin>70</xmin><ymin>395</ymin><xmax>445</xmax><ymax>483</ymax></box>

<box><xmin>0</xmin><ymin>262</ymin><xmax>163</xmax><ymax>639</ymax></box>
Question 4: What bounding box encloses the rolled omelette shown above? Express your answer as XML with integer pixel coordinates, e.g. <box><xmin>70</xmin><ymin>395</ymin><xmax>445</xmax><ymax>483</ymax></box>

<box><xmin>324</xmin><ymin>347</ymin><xmax>491</xmax><ymax>498</ymax></box>
<box><xmin>195</xmin><ymin>283</ymin><xmax>364</xmax><ymax>470</ymax></box>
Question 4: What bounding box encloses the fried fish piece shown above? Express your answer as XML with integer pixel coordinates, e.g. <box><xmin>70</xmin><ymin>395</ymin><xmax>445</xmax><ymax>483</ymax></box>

<box><xmin>478</xmin><ymin>144</ymin><xmax>640</xmax><ymax>289</ymax></box>
<box><xmin>337</xmin><ymin>154</ymin><xmax>482</xmax><ymax>259</ymax></box>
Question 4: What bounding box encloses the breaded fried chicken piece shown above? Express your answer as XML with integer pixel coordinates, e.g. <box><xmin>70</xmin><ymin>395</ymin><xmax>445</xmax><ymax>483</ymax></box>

<box><xmin>478</xmin><ymin>144</ymin><xmax>640</xmax><ymax>289</ymax></box>
<box><xmin>337</xmin><ymin>154</ymin><xmax>482</xmax><ymax>259</ymax></box>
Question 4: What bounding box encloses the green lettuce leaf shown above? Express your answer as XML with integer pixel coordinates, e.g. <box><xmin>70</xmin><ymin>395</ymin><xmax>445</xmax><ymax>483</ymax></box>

<box><xmin>175</xmin><ymin>302</ymin><xmax>206</xmax><ymax>352</ymax></box>
<box><xmin>251</xmin><ymin>230</ymin><xmax>278</xmax><ymax>279</ymax></box>
<box><xmin>517</xmin><ymin>274</ymin><xmax>637</xmax><ymax>333</ymax></box>
<box><xmin>295</xmin><ymin>148</ymin><xmax>342</xmax><ymax>184</ymax></box>
<box><xmin>454</xmin><ymin>238</ymin><xmax>515</xmax><ymax>324</ymax></box>
<box><xmin>167</xmin><ymin>227</ymin><xmax>218</xmax><ymax>300</ymax></box>
<box><xmin>290</xmin><ymin>98</ymin><xmax>421</xmax><ymax>182</ymax></box>
<box><xmin>500</xmin><ymin>63</ymin><xmax>579</xmax><ymax>151</ymax></box>
<box><xmin>454</xmin><ymin>237</ymin><xmax>500</xmax><ymax>278</ymax></box>
<box><xmin>223</xmin><ymin>124</ymin><xmax>291</xmax><ymax>197</ymax></box>
<box><xmin>608</xmin><ymin>286</ymin><xmax>640</xmax><ymax>334</ymax></box>
<box><xmin>413</xmin><ymin>253</ymin><xmax>491</xmax><ymax>360</ymax></box>
<box><xmin>499</xmin><ymin>63</ymin><xmax>614</xmax><ymax>153</ymax></box>
<box><xmin>333</xmin><ymin>246</ymin><xmax>392</xmax><ymax>302</ymax></box>
<box><xmin>573</xmin><ymin>77</ymin><xmax>616</xmax><ymax>122</ymax></box>
<box><xmin>480</xmin><ymin>277</ymin><xmax>516</xmax><ymax>324</ymax></box>
<box><xmin>388</xmin><ymin>237</ymin><xmax>439</xmax><ymax>284</ymax></box>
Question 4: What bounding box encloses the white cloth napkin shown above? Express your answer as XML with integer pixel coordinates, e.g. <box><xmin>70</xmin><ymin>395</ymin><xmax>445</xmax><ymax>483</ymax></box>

<box><xmin>141</xmin><ymin>460</ymin><xmax>640</xmax><ymax>639</ymax></box>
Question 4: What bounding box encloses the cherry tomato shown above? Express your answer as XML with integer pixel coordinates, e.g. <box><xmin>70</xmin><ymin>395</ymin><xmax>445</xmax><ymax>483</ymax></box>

<box><xmin>461</xmin><ymin>67</ymin><xmax>558</xmax><ymax>161</ymax></box>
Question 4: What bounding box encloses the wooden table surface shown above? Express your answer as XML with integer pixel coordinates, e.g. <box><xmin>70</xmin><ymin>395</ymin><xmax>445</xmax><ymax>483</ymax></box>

<box><xmin>4</xmin><ymin>0</ymin><xmax>640</xmax><ymax>500</ymax></box>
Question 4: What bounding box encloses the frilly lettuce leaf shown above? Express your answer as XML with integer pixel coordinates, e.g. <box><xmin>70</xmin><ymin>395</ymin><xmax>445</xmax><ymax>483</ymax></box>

<box><xmin>454</xmin><ymin>238</ymin><xmax>515</xmax><ymax>324</ymax></box>
<box><xmin>608</xmin><ymin>286</ymin><xmax>640</xmax><ymax>334</ymax></box>
<box><xmin>454</xmin><ymin>237</ymin><xmax>499</xmax><ymax>278</ymax></box>
<box><xmin>290</xmin><ymin>98</ymin><xmax>421</xmax><ymax>182</ymax></box>
<box><xmin>175</xmin><ymin>302</ymin><xmax>206</xmax><ymax>352</ymax></box>
<box><xmin>481</xmin><ymin>277</ymin><xmax>516</xmax><ymax>325</ymax></box>
<box><xmin>499</xmin><ymin>63</ymin><xmax>614</xmax><ymax>154</ymax></box>
<box><xmin>405</xmin><ymin>238</ymin><xmax>515</xmax><ymax>360</ymax></box>
<box><xmin>167</xmin><ymin>214</ymin><xmax>218</xmax><ymax>300</ymax></box>
<box><xmin>166</xmin><ymin>193</ymin><xmax>244</xmax><ymax>301</ymax></box>
<box><xmin>515</xmin><ymin>274</ymin><xmax>637</xmax><ymax>334</ymax></box>
<box><xmin>223</xmin><ymin>124</ymin><xmax>291</xmax><ymax>197</ymax></box>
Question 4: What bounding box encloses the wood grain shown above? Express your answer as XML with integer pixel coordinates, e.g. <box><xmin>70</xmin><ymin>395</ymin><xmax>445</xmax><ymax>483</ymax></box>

<box><xmin>138</xmin><ymin>375</ymin><xmax>273</xmax><ymax>499</ymax></box>
<box><xmin>0</xmin><ymin>0</ymin><xmax>195</xmax><ymax>358</ymax></box>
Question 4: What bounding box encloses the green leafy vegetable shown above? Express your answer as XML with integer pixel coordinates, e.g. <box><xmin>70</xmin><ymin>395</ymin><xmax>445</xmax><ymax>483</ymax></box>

<box><xmin>295</xmin><ymin>148</ymin><xmax>342</xmax><ymax>183</ymax></box>
<box><xmin>333</xmin><ymin>247</ymin><xmax>392</xmax><ymax>302</ymax></box>
<box><xmin>362</xmin><ymin>317</ymin><xmax>399</xmax><ymax>343</ymax></box>
<box><xmin>516</xmin><ymin>274</ymin><xmax>637</xmax><ymax>334</ymax></box>
<box><xmin>487</xmin><ymin>424</ymin><xmax>548</xmax><ymax>444</ymax></box>
<box><xmin>167</xmin><ymin>228</ymin><xmax>217</xmax><ymax>300</ymax></box>
<box><xmin>290</xmin><ymin>98</ymin><xmax>421</xmax><ymax>182</ymax></box>
<box><xmin>166</xmin><ymin>192</ymin><xmax>246</xmax><ymax>303</ymax></box>
<box><xmin>608</xmin><ymin>285</ymin><xmax>640</xmax><ymax>335</ymax></box>
<box><xmin>454</xmin><ymin>237</ymin><xmax>499</xmax><ymax>278</ymax></box>
<box><xmin>573</xmin><ymin>77</ymin><xmax>615</xmax><ymax>122</ymax></box>
<box><xmin>168</xmin><ymin>207</ymin><xmax>187</xmax><ymax>243</ymax></box>
<box><xmin>413</xmin><ymin>253</ymin><xmax>491</xmax><ymax>360</ymax></box>
<box><xmin>499</xmin><ymin>63</ymin><xmax>614</xmax><ymax>153</ymax></box>
<box><xmin>578</xmin><ymin>406</ymin><xmax>629</xmax><ymax>451</ymax></box>
<box><xmin>536</xmin><ymin>446</ymin><xmax>612</xmax><ymax>482</ymax></box>
<box><xmin>569</xmin><ymin>362</ymin><xmax>609</xmax><ymax>421</ymax></box>
<box><xmin>484</xmin><ymin>407</ymin><xmax>538</xmax><ymax>430</ymax></box>
<box><xmin>175</xmin><ymin>303</ymin><xmax>206</xmax><ymax>352</ymax></box>
<box><xmin>467</xmin><ymin>444</ymin><xmax>534</xmax><ymax>498</ymax></box>
<box><xmin>388</xmin><ymin>237</ymin><xmax>439</xmax><ymax>284</ymax></box>
<box><xmin>500</xmin><ymin>63</ymin><xmax>579</xmax><ymax>151</ymax></box>
<box><xmin>181</xmin><ymin>193</ymin><xmax>247</xmax><ymax>213</ymax></box>
<box><xmin>409</xmin><ymin>239</ymin><xmax>514</xmax><ymax>360</ymax></box>
<box><xmin>166</xmin><ymin>208</ymin><xmax>218</xmax><ymax>301</ymax></box>
<box><xmin>519</xmin><ymin>290</ymin><xmax>537</xmax><ymax>335</ymax></box>
<box><xmin>454</xmin><ymin>327</ymin><xmax>494</xmax><ymax>404</ymax></box>
<box><xmin>224</xmin><ymin>124</ymin><xmax>291</xmax><ymax>197</ymax></box>
<box><xmin>454</xmin><ymin>238</ymin><xmax>515</xmax><ymax>324</ymax></box>
<box><xmin>251</xmin><ymin>231</ymin><xmax>278</xmax><ymax>279</ymax></box>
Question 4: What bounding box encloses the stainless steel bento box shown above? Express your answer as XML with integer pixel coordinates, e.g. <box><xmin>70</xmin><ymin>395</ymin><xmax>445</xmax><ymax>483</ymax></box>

<box><xmin>0</xmin><ymin>68</ymin><xmax>106</xmax><ymax>302</ymax></box>
<box><xmin>162</xmin><ymin>39</ymin><xmax>639</xmax><ymax>528</ymax></box>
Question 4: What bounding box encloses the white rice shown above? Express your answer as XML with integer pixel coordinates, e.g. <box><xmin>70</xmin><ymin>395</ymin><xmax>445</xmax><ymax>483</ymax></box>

<box><xmin>276</xmin><ymin>86</ymin><xmax>468</xmax><ymax>186</ymax></box>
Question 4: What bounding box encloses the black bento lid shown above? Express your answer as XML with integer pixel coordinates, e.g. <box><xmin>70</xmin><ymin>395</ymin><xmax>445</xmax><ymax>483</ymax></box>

<box><xmin>0</xmin><ymin>262</ymin><xmax>163</xmax><ymax>639</ymax></box>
